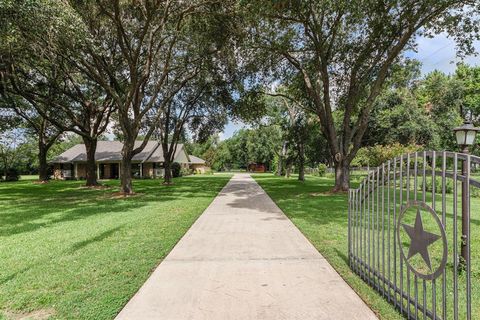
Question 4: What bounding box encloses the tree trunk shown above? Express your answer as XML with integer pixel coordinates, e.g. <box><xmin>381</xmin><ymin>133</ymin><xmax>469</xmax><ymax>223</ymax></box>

<box><xmin>276</xmin><ymin>156</ymin><xmax>283</xmax><ymax>176</ymax></box>
<box><xmin>161</xmin><ymin>142</ymin><xmax>174</xmax><ymax>185</ymax></box>
<box><xmin>120</xmin><ymin>141</ymin><xmax>134</xmax><ymax>194</ymax></box>
<box><xmin>163</xmin><ymin>160</ymin><xmax>173</xmax><ymax>185</ymax></box>
<box><xmin>333</xmin><ymin>160</ymin><xmax>350</xmax><ymax>192</ymax></box>
<box><xmin>298</xmin><ymin>143</ymin><xmax>305</xmax><ymax>182</ymax></box>
<box><xmin>83</xmin><ymin>137</ymin><xmax>98</xmax><ymax>187</ymax></box>
<box><xmin>38</xmin><ymin>142</ymin><xmax>49</xmax><ymax>182</ymax></box>
<box><xmin>277</xmin><ymin>141</ymin><xmax>287</xmax><ymax>176</ymax></box>
<box><xmin>120</xmin><ymin>158</ymin><xmax>133</xmax><ymax>194</ymax></box>
<box><xmin>285</xmin><ymin>163</ymin><xmax>292</xmax><ymax>178</ymax></box>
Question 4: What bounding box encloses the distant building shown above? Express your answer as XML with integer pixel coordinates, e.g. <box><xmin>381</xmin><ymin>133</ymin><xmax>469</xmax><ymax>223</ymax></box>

<box><xmin>248</xmin><ymin>162</ymin><xmax>267</xmax><ymax>173</ymax></box>
<box><xmin>189</xmin><ymin>155</ymin><xmax>209</xmax><ymax>174</ymax></box>
<box><xmin>50</xmin><ymin>141</ymin><xmax>207</xmax><ymax>179</ymax></box>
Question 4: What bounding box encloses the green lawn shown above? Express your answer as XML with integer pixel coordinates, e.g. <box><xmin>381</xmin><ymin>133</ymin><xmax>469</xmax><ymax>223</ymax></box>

<box><xmin>19</xmin><ymin>175</ymin><xmax>39</xmax><ymax>181</ymax></box>
<box><xmin>253</xmin><ymin>174</ymin><xmax>480</xmax><ymax>320</ymax></box>
<box><xmin>0</xmin><ymin>175</ymin><xmax>231</xmax><ymax>320</ymax></box>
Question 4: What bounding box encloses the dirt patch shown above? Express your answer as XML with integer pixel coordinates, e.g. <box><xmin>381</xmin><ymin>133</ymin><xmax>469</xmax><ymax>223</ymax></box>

<box><xmin>78</xmin><ymin>185</ymin><xmax>111</xmax><ymax>190</ymax></box>
<box><xmin>31</xmin><ymin>180</ymin><xmax>49</xmax><ymax>185</ymax></box>
<box><xmin>109</xmin><ymin>192</ymin><xmax>144</xmax><ymax>199</ymax></box>
<box><xmin>2</xmin><ymin>308</ymin><xmax>55</xmax><ymax>320</ymax></box>
<box><xmin>309</xmin><ymin>192</ymin><xmax>334</xmax><ymax>197</ymax></box>
<box><xmin>309</xmin><ymin>189</ymin><xmax>348</xmax><ymax>197</ymax></box>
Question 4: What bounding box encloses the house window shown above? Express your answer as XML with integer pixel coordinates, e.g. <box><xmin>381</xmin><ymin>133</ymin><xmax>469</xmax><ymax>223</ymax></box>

<box><xmin>61</xmin><ymin>163</ymin><xmax>73</xmax><ymax>178</ymax></box>
<box><xmin>131</xmin><ymin>163</ymin><xmax>141</xmax><ymax>178</ymax></box>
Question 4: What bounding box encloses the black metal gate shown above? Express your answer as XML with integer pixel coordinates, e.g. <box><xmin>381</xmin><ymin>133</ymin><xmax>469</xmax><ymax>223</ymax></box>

<box><xmin>348</xmin><ymin>151</ymin><xmax>479</xmax><ymax>319</ymax></box>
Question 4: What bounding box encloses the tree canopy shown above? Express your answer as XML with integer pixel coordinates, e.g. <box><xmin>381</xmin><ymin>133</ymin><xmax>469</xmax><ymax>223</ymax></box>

<box><xmin>235</xmin><ymin>0</ymin><xmax>480</xmax><ymax>190</ymax></box>
<box><xmin>1</xmin><ymin>0</ymin><xmax>480</xmax><ymax>191</ymax></box>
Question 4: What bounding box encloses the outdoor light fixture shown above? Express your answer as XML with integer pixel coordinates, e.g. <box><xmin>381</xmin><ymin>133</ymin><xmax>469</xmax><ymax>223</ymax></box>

<box><xmin>453</xmin><ymin>121</ymin><xmax>480</xmax><ymax>148</ymax></box>
<box><xmin>452</xmin><ymin>119</ymin><xmax>479</xmax><ymax>270</ymax></box>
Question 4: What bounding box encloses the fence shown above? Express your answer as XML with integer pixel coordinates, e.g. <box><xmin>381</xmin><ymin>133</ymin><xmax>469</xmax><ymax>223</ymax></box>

<box><xmin>348</xmin><ymin>151</ymin><xmax>479</xmax><ymax>319</ymax></box>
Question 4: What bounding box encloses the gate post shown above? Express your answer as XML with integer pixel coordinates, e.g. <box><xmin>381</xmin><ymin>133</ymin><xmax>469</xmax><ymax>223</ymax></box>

<box><xmin>348</xmin><ymin>189</ymin><xmax>352</xmax><ymax>266</ymax></box>
<box><xmin>461</xmin><ymin>150</ymin><xmax>470</xmax><ymax>268</ymax></box>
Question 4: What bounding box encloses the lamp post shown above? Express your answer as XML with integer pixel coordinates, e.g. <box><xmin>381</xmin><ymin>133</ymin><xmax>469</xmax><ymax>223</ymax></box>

<box><xmin>453</xmin><ymin>121</ymin><xmax>480</xmax><ymax>267</ymax></box>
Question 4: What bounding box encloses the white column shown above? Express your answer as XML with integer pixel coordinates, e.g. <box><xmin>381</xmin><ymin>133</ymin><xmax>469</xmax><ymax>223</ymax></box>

<box><xmin>97</xmin><ymin>163</ymin><xmax>100</xmax><ymax>180</ymax></box>
<box><xmin>74</xmin><ymin>163</ymin><xmax>77</xmax><ymax>179</ymax></box>
<box><xmin>140</xmin><ymin>163</ymin><xmax>143</xmax><ymax>178</ymax></box>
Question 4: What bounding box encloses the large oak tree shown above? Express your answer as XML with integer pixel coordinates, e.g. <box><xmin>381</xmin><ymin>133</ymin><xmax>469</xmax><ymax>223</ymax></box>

<box><xmin>0</xmin><ymin>96</ymin><xmax>63</xmax><ymax>182</ymax></box>
<box><xmin>60</xmin><ymin>0</ymin><xmax>235</xmax><ymax>194</ymax></box>
<box><xmin>1</xmin><ymin>0</ymin><xmax>115</xmax><ymax>186</ymax></box>
<box><xmin>240</xmin><ymin>0</ymin><xmax>480</xmax><ymax>191</ymax></box>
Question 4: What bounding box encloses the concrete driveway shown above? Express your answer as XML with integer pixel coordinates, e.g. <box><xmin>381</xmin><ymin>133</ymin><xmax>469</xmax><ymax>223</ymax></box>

<box><xmin>115</xmin><ymin>174</ymin><xmax>377</xmax><ymax>320</ymax></box>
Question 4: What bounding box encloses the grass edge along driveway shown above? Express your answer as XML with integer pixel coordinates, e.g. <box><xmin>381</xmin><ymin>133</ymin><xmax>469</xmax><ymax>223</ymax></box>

<box><xmin>0</xmin><ymin>175</ymin><xmax>231</xmax><ymax>320</ymax></box>
<box><xmin>253</xmin><ymin>173</ymin><xmax>403</xmax><ymax>320</ymax></box>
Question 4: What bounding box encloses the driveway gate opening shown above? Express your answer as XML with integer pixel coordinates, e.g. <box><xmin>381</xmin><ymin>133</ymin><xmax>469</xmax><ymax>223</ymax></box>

<box><xmin>348</xmin><ymin>151</ymin><xmax>479</xmax><ymax>319</ymax></box>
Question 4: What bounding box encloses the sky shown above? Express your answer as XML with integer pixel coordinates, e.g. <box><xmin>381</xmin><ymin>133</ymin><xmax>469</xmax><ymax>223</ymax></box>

<box><xmin>220</xmin><ymin>34</ymin><xmax>480</xmax><ymax>140</ymax></box>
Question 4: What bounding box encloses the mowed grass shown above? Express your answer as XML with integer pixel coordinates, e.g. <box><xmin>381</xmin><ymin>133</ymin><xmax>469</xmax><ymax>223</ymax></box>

<box><xmin>253</xmin><ymin>174</ymin><xmax>480</xmax><ymax>320</ymax></box>
<box><xmin>19</xmin><ymin>175</ymin><xmax>39</xmax><ymax>181</ymax></box>
<box><xmin>0</xmin><ymin>175</ymin><xmax>231</xmax><ymax>320</ymax></box>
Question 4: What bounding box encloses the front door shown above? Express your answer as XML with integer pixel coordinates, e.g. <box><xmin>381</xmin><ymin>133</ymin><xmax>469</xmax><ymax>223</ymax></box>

<box><xmin>111</xmin><ymin>163</ymin><xmax>119</xmax><ymax>179</ymax></box>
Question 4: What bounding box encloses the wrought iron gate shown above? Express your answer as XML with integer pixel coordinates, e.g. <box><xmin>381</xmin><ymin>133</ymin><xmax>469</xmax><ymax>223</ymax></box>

<box><xmin>348</xmin><ymin>151</ymin><xmax>479</xmax><ymax>320</ymax></box>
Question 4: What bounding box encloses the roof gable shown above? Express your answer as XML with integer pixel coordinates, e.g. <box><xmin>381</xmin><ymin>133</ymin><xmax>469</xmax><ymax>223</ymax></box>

<box><xmin>147</xmin><ymin>144</ymin><xmax>186</xmax><ymax>163</ymax></box>
<box><xmin>188</xmin><ymin>155</ymin><xmax>206</xmax><ymax>164</ymax></box>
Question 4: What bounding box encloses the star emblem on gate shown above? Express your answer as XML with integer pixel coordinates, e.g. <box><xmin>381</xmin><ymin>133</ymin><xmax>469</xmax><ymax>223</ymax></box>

<box><xmin>397</xmin><ymin>201</ymin><xmax>448</xmax><ymax>280</ymax></box>
<box><xmin>402</xmin><ymin>208</ymin><xmax>440</xmax><ymax>270</ymax></box>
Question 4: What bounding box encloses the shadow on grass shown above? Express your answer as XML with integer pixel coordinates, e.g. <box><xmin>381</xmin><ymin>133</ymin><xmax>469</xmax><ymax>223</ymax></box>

<box><xmin>67</xmin><ymin>225</ymin><xmax>124</xmax><ymax>254</ymax></box>
<box><xmin>252</xmin><ymin>175</ymin><xmax>349</xmax><ymax>227</ymax></box>
<box><xmin>334</xmin><ymin>247</ymin><xmax>349</xmax><ymax>266</ymax></box>
<box><xmin>0</xmin><ymin>265</ymin><xmax>31</xmax><ymax>286</ymax></box>
<box><xmin>1</xmin><ymin>224</ymin><xmax>125</xmax><ymax>285</ymax></box>
<box><xmin>0</xmin><ymin>176</ymin><xmax>231</xmax><ymax>237</ymax></box>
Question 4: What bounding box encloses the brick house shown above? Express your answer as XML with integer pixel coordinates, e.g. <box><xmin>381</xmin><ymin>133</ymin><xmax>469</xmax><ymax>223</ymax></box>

<box><xmin>189</xmin><ymin>155</ymin><xmax>210</xmax><ymax>174</ymax></box>
<box><xmin>50</xmin><ymin>141</ymin><xmax>207</xmax><ymax>180</ymax></box>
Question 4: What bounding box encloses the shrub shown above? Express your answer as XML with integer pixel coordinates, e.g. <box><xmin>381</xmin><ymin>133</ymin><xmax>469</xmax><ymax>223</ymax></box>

<box><xmin>352</xmin><ymin>143</ymin><xmax>422</xmax><ymax>168</ymax></box>
<box><xmin>171</xmin><ymin>162</ymin><xmax>182</xmax><ymax>178</ymax></box>
<box><xmin>194</xmin><ymin>168</ymin><xmax>211</xmax><ymax>175</ymax></box>
<box><xmin>317</xmin><ymin>164</ymin><xmax>327</xmax><ymax>177</ymax></box>
<box><xmin>4</xmin><ymin>168</ymin><xmax>20</xmax><ymax>181</ymax></box>
<box><xmin>325</xmin><ymin>172</ymin><xmax>335</xmax><ymax>179</ymax></box>
<box><xmin>425</xmin><ymin>176</ymin><xmax>453</xmax><ymax>194</ymax></box>
<box><xmin>180</xmin><ymin>167</ymin><xmax>191</xmax><ymax>177</ymax></box>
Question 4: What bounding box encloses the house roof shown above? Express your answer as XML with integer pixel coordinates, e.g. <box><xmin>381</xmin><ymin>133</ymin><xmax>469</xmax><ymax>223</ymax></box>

<box><xmin>51</xmin><ymin>141</ymin><xmax>185</xmax><ymax>164</ymax></box>
<box><xmin>148</xmin><ymin>144</ymin><xmax>186</xmax><ymax>163</ymax></box>
<box><xmin>188</xmin><ymin>155</ymin><xmax>206</xmax><ymax>165</ymax></box>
